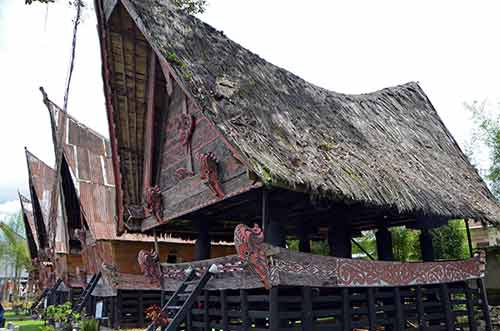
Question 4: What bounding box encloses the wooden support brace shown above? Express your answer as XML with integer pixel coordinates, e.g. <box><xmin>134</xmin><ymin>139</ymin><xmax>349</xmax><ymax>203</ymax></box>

<box><xmin>342</xmin><ymin>288</ymin><xmax>351</xmax><ymax>331</ymax></box>
<box><xmin>270</xmin><ymin>287</ymin><xmax>280</xmax><ymax>331</ymax></box>
<box><xmin>367</xmin><ymin>288</ymin><xmax>376</xmax><ymax>331</ymax></box>
<box><xmin>220</xmin><ymin>290</ymin><xmax>228</xmax><ymax>330</ymax></box>
<box><xmin>478</xmin><ymin>278</ymin><xmax>492</xmax><ymax>331</ymax></box>
<box><xmin>415</xmin><ymin>285</ymin><xmax>425</xmax><ymax>331</ymax></box>
<box><xmin>393</xmin><ymin>287</ymin><xmax>404</xmax><ymax>330</ymax></box>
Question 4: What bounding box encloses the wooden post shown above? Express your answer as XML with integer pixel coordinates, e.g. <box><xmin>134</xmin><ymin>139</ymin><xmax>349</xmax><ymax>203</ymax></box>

<box><xmin>297</xmin><ymin>224</ymin><xmax>311</xmax><ymax>253</ymax></box>
<box><xmin>203</xmin><ymin>290</ymin><xmax>209</xmax><ymax>331</ymax></box>
<box><xmin>262</xmin><ymin>189</ymin><xmax>269</xmax><ymax>235</ymax></box>
<box><xmin>342</xmin><ymin>288</ymin><xmax>351</xmax><ymax>331</ymax></box>
<box><xmin>420</xmin><ymin>229</ymin><xmax>435</xmax><ymax>262</ymax></box>
<box><xmin>220</xmin><ymin>290</ymin><xmax>228</xmax><ymax>330</ymax></box>
<box><xmin>393</xmin><ymin>287</ymin><xmax>404</xmax><ymax>330</ymax></box>
<box><xmin>376</xmin><ymin>225</ymin><xmax>394</xmax><ymax>261</ymax></box>
<box><xmin>270</xmin><ymin>287</ymin><xmax>280</xmax><ymax>331</ymax></box>
<box><xmin>241</xmin><ymin>289</ymin><xmax>250</xmax><ymax>331</ymax></box>
<box><xmin>138</xmin><ymin>290</ymin><xmax>144</xmax><ymax>327</ymax></box>
<box><xmin>464</xmin><ymin>283</ymin><xmax>477</xmax><ymax>331</ymax></box>
<box><xmin>367</xmin><ymin>288</ymin><xmax>376</xmax><ymax>331</ymax></box>
<box><xmin>439</xmin><ymin>284</ymin><xmax>453</xmax><ymax>331</ymax></box>
<box><xmin>266</xmin><ymin>220</ymin><xmax>286</xmax><ymax>247</ymax></box>
<box><xmin>415</xmin><ymin>285</ymin><xmax>425</xmax><ymax>330</ymax></box>
<box><xmin>478</xmin><ymin>278</ymin><xmax>492</xmax><ymax>331</ymax></box>
<box><xmin>328</xmin><ymin>224</ymin><xmax>352</xmax><ymax>258</ymax></box>
<box><xmin>112</xmin><ymin>295</ymin><xmax>120</xmax><ymax>329</ymax></box>
<box><xmin>465</xmin><ymin>219</ymin><xmax>474</xmax><ymax>257</ymax></box>
<box><xmin>301</xmin><ymin>287</ymin><xmax>313</xmax><ymax>331</ymax></box>
<box><xmin>194</xmin><ymin>221</ymin><xmax>211</xmax><ymax>260</ymax></box>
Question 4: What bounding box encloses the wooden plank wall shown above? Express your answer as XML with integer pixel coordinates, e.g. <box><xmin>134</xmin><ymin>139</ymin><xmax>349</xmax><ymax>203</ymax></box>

<box><xmin>158</xmin><ymin>77</ymin><xmax>253</xmax><ymax>221</ymax></box>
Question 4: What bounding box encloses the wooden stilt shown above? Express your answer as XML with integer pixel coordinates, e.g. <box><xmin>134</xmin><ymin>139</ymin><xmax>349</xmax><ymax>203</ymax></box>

<box><xmin>478</xmin><ymin>279</ymin><xmax>492</xmax><ymax>331</ymax></box>
<box><xmin>241</xmin><ymin>289</ymin><xmax>250</xmax><ymax>331</ymax></box>
<box><xmin>203</xmin><ymin>290</ymin><xmax>209</xmax><ymax>331</ymax></box>
<box><xmin>367</xmin><ymin>288</ymin><xmax>376</xmax><ymax>331</ymax></box>
<box><xmin>439</xmin><ymin>284</ymin><xmax>453</xmax><ymax>331</ymax></box>
<box><xmin>393</xmin><ymin>287</ymin><xmax>404</xmax><ymax>330</ymax></box>
<box><xmin>270</xmin><ymin>287</ymin><xmax>280</xmax><ymax>331</ymax></box>
<box><xmin>220</xmin><ymin>290</ymin><xmax>228</xmax><ymax>330</ymax></box>
<box><xmin>342</xmin><ymin>288</ymin><xmax>351</xmax><ymax>331</ymax></box>
<box><xmin>415</xmin><ymin>285</ymin><xmax>425</xmax><ymax>330</ymax></box>
<box><xmin>465</xmin><ymin>283</ymin><xmax>477</xmax><ymax>331</ymax></box>
<box><xmin>302</xmin><ymin>287</ymin><xmax>313</xmax><ymax>331</ymax></box>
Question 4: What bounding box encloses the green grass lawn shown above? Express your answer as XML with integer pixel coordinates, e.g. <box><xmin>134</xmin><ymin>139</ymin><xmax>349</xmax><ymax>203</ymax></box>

<box><xmin>4</xmin><ymin>310</ymin><xmax>44</xmax><ymax>331</ymax></box>
<box><xmin>7</xmin><ymin>319</ymin><xmax>45</xmax><ymax>331</ymax></box>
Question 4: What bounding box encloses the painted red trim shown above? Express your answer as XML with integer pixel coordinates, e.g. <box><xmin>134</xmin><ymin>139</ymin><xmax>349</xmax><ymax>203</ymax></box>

<box><xmin>95</xmin><ymin>0</ymin><xmax>125</xmax><ymax>235</ymax></box>
<box><xmin>141</xmin><ymin>181</ymin><xmax>263</xmax><ymax>232</ymax></box>
<box><xmin>142</xmin><ymin>51</ymin><xmax>157</xmax><ymax>192</ymax></box>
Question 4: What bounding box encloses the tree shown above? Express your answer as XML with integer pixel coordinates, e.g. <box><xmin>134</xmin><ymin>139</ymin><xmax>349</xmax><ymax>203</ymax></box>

<box><xmin>0</xmin><ymin>213</ymin><xmax>32</xmax><ymax>304</ymax></box>
<box><xmin>464</xmin><ymin>100</ymin><xmax>500</xmax><ymax>198</ymax></box>
<box><xmin>25</xmin><ymin>0</ymin><xmax>208</xmax><ymax>14</ymax></box>
<box><xmin>391</xmin><ymin>226</ymin><xmax>421</xmax><ymax>262</ymax></box>
<box><xmin>431</xmin><ymin>220</ymin><xmax>468</xmax><ymax>260</ymax></box>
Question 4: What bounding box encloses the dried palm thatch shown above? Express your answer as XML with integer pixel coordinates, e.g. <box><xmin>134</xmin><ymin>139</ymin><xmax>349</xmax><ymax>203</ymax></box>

<box><xmin>114</xmin><ymin>0</ymin><xmax>499</xmax><ymax>223</ymax></box>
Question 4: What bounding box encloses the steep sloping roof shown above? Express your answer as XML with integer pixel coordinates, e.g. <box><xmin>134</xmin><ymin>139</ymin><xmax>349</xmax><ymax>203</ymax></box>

<box><xmin>25</xmin><ymin>149</ymin><xmax>66</xmax><ymax>252</ymax></box>
<box><xmin>100</xmin><ymin>0</ymin><xmax>499</xmax><ymax>224</ymax></box>
<box><xmin>18</xmin><ymin>193</ymin><xmax>39</xmax><ymax>258</ymax></box>
<box><xmin>45</xmin><ymin>97</ymin><xmax>193</xmax><ymax>242</ymax></box>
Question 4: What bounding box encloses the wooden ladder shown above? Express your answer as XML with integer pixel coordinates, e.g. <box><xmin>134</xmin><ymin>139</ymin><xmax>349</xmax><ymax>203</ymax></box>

<box><xmin>30</xmin><ymin>287</ymin><xmax>49</xmax><ymax>312</ymax></box>
<box><xmin>73</xmin><ymin>272</ymin><xmax>102</xmax><ymax>313</ymax></box>
<box><xmin>147</xmin><ymin>268</ymin><xmax>213</xmax><ymax>331</ymax></box>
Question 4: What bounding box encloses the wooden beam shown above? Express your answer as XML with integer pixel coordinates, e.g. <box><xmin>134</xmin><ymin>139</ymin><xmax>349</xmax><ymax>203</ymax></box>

<box><xmin>203</xmin><ymin>290</ymin><xmax>209</xmax><ymax>331</ymax></box>
<box><xmin>142</xmin><ymin>50</ymin><xmax>157</xmax><ymax>191</ymax></box>
<box><xmin>393</xmin><ymin>287</ymin><xmax>404</xmax><ymax>330</ymax></box>
<box><xmin>415</xmin><ymin>285</ymin><xmax>425</xmax><ymax>330</ymax></box>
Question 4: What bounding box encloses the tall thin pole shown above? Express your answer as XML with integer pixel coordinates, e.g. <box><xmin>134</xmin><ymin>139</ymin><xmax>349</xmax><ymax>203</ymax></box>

<box><xmin>464</xmin><ymin>219</ymin><xmax>474</xmax><ymax>258</ymax></box>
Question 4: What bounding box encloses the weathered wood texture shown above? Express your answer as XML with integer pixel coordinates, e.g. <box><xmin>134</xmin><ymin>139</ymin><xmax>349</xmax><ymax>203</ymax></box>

<box><xmin>150</xmin><ymin>281</ymin><xmax>486</xmax><ymax>331</ymax></box>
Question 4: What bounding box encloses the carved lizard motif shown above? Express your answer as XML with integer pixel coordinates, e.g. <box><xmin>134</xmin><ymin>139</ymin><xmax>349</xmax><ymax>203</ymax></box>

<box><xmin>138</xmin><ymin>249</ymin><xmax>162</xmax><ymax>283</ymax></box>
<box><xmin>144</xmin><ymin>186</ymin><xmax>163</xmax><ymax>222</ymax></box>
<box><xmin>198</xmin><ymin>152</ymin><xmax>225</xmax><ymax>198</ymax></box>
<box><xmin>234</xmin><ymin>223</ymin><xmax>270</xmax><ymax>289</ymax></box>
<box><xmin>176</xmin><ymin>113</ymin><xmax>195</xmax><ymax>146</ymax></box>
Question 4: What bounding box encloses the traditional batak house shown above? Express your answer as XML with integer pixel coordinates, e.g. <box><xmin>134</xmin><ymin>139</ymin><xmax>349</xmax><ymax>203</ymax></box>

<box><xmin>41</xmin><ymin>93</ymin><xmax>233</xmax><ymax>328</ymax></box>
<box><xmin>24</xmin><ymin>150</ymin><xmax>75</xmax><ymax>308</ymax></box>
<box><xmin>95</xmin><ymin>1</ymin><xmax>500</xmax><ymax>330</ymax></box>
<box><xmin>18</xmin><ymin>193</ymin><xmax>42</xmax><ymax>297</ymax></box>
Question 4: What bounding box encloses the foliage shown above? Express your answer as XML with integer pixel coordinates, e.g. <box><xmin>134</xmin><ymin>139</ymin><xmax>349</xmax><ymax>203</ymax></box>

<box><xmin>41</xmin><ymin>302</ymin><xmax>80</xmax><ymax>329</ymax></box>
<box><xmin>80</xmin><ymin>319</ymin><xmax>99</xmax><ymax>331</ymax></box>
<box><xmin>464</xmin><ymin>100</ymin><xmax>500</xmax><ymax>198</ymax></box>
<box><xmin>391</xmin><ymin>226</ymin><xmax>421</xmax><ymax>262</ymax></box>
<box><xmin>173</xmin><ymin>0</ymin><xmax>207</xmax><ymax>14</ymax></box>
<box><xmin>9</xmin><ymin>319</ymin><xmax>44</xmax><ymax>331</ymax></box>
<box><xmin>431</xmin><ymin>219</ymin><xmax>468</xmax><ymax>260</ymax></box>
<box><xmin>351</xmin><ymin>231</ymin><xmax>377</xmax><ymax>259</ymax></box>
<box><xmin>0</xmin><ymin>213</ymin><xmax>32</xmax><ymax>273</ymax></box>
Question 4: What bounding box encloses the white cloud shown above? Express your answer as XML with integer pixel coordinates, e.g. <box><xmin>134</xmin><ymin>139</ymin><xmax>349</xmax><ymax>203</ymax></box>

<box><xmin>0</xmin><ymin>200</ymin><xmax>20</xmax><ymax>220</ymax></box>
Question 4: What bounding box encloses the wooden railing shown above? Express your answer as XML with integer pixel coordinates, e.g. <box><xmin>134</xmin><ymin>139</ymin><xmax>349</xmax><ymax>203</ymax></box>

<box><xmin>157</xmin><ymin>280</ymin><xmax>490</xmax><ymax>331</ymax></box>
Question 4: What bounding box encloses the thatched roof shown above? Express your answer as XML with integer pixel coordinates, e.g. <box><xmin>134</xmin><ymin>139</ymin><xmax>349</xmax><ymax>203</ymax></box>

<box><xmin>100</xmin><ymin>0</ymin><xmax>500</xmax><ymax>224</ymax></box>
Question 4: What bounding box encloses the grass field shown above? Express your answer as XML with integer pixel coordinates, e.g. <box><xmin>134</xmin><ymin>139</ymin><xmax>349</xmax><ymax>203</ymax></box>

<box><xmin>4</xmin><ymin>311</ymin><xmax>44</xmax><ymax>331</ymax></box>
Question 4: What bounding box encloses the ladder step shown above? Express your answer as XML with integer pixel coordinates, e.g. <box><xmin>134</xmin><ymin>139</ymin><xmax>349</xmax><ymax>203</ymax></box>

<box><xmin>184</xmin><ymin>280</ymin><xmax>200</xmax><ymax>285</ymax></box>
<box><xmin>167</xmin><ymin>306</ymin><xmax>182</xmax><ymax>310</ymax></box>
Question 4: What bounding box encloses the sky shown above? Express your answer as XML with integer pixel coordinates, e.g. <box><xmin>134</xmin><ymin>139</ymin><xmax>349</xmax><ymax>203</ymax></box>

<box><xmin>0</xmin><ymin>0</ymin><xmax>499</xmax><ymax>215</ymax></box>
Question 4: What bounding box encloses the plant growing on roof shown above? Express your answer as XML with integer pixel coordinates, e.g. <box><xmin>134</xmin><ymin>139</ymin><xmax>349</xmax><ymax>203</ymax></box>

<box><xmin>173</xmin><ymin>0</ymin><xmax>207</xmax><ymax>14</ymax></box>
